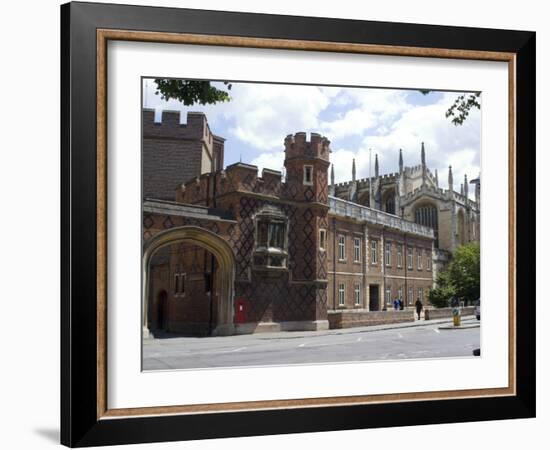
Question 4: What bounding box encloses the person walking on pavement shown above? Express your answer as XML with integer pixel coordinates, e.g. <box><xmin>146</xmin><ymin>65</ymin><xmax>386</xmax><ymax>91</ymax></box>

<box><xmin>393</xmin><ymin>298</ymin><xmax>399</xmax><ymax>311</ymax></box>
<box><xmin>398</xmin><ymin>299</ymin><xmax>404</xmax><ymax>310</ymax></box>
<box><xmin>415</xmin><ymin>298</ymin><xmax>423</xmax><ymax>320</ymax></box>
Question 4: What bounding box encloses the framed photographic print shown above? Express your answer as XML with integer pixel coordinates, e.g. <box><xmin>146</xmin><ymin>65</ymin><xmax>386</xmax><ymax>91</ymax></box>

<box><xmin>61</xmin><ymin>1</ymin><xmax>536</xmax><ymax>447</ymax></box>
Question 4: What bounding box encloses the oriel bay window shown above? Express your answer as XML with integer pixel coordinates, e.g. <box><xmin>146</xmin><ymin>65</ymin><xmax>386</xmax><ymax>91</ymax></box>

<box><xmin>253</xmin><ymin>207</ymin><xmax>288</xmax><ymax>269</ymax></box>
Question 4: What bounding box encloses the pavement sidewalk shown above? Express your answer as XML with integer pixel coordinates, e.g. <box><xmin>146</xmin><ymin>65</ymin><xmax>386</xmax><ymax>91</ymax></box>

<box><xmin>148</xmin><ymin>316</ymin><xmax>479</xmax><ymax>343</ymax></box>
<box><xmin>249</xmin><ymin>315</ymin><xmax>479</xmax><ymax>341</ymax></box>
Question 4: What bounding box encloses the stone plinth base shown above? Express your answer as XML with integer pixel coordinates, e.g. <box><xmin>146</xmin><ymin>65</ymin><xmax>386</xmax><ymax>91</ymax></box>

<box><xmin>234</xmin><ymin>320</ymin><xmax>329</xmax><ymax>335</ymax></box>
<box><xmin>328</xmin><ymin>309</ymin><xmax>415</xmax><ymax>329</ymax></box>
<box><xmin>424</xmin><ymin>306</ymin><xmax>475</xmax><ymax>320</ymax></box>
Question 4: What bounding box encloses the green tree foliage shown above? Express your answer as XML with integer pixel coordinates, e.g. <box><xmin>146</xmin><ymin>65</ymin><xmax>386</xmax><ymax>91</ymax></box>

<box><xmin>445</xmin><ymin>93</ymin><xmax>481</xmax><ymax>126</ymax></box>
<box><xmin>429</xmin><ymin>242</ymin><xmax>480</xmax><ymax>307</ymax></box>
<box><xmin>420</xmin><ymin>91</ymin><xmax>481</xmax><ymax>125</ymax></box>
<box><xmin>428</xmin><ymin>271</ymin><xmax>455</xmax><ymax>308</ymax></box>
<box><xmin>448</xmin><ymin>242</ymin><xmax>480</xmax><ymax>304</ymax></box>
<box><xmin>153</xmin><ymin>79</ymin><xmax>231</xmax><ymax>105</ymax></box>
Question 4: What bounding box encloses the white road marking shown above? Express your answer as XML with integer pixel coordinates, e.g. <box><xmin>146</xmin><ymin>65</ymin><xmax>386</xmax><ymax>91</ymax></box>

<box><xmin>434</xmin><ymin>328</ymin><xmax>440</xmax><ymax>334</ymax></box>
<box><xmin>298</xmin><ymin>343</ymin><xmax>306</xmax><ymax>348</ymax></box>
<box><xmin>228</xmin><ymin>347</ymin><xmax>246</xmax><ymax>353</ymax></box>
<box><xmin>356</xmin><ymin>337</ymin><xmax>362</xmax><ymax>342</ymax></box>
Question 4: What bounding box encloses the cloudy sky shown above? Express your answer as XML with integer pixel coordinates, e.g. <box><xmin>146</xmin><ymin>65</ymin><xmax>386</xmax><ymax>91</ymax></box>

<box><xmin>143</xmin><ymin>79</ymin><xmax>480</xmax><ymax>194</ymax></box>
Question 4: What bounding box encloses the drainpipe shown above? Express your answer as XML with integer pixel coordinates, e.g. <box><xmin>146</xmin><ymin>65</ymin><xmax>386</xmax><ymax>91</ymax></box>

<box><xmin>212</xmin><ymin>170</ymin><xmax>217</xmax><ymax>208</ymax></box>
<box><xmin>404</xmin><ymin>234</ymin><xmax>408</xmax><ymax>307</ymax></box>
<box><xmin>205</xmin><ymin>174</ymin><xmax>210</xmax><ymax>208</ymax></box>
<box><xmin>208</xmin><ymin>253</ymin><xmax>215</xmax><ymax>336</ymax></box>
<box><xmin>208</xmin><ymin>170</ymin><xmax>217</xmax><ymax>335</ymax></box>
<box><xmin>363</xmin><ymin>223</ymin><xmax>368</xmax><ymax>310</ymax></box>
<box><xmin>381</xmin><ymin>227</ymin><xmax>385</xmax><ymax>311</ymax></box>
<box><xmin>332</xmin><ymin>217</ymin><xmax>337</xmax><ymax>311</ymax></box>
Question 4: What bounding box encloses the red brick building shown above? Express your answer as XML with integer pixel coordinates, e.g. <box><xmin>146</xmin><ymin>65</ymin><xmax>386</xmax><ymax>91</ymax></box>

<box><xmin>142</xmin><ymin>110</ymin><xmax>434</xmax><ymax>337</ymax></box>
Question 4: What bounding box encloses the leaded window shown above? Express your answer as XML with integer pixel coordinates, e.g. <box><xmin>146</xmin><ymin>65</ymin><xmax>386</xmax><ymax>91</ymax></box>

<box><xmin>415</xmin><ymin>204</ymin><xmax>439</xmax><ymax>247</ymax></box>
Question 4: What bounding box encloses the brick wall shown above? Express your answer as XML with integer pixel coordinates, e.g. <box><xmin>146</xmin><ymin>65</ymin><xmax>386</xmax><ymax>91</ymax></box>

<box><xmin>143</xmin><ymin>109</ymin><xmax>224</xmax><ymax>200</ymax></box>
<box><xmin>326</xmin><ymin>216</ymin><xmax>434</xmax><ymax>312</ymax></box>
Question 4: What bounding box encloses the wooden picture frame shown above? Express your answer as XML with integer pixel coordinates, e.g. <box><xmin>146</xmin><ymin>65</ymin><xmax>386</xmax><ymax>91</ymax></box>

<box><xmin>61</xmin><ymin>1</ymin><xmax>535</xmax><ymax>447</ymax></box>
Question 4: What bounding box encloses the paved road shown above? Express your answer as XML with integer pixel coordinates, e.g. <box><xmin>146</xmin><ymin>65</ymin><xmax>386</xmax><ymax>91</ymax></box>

<box><xmin>143</xmin><ymin>319</ymin><xmax>480</xmax><ymax>371</ymax></box>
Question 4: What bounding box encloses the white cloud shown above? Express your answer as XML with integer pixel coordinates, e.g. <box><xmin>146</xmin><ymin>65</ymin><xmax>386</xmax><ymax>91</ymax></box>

<box><xmin>352</xmin><ymin>92</ymin><xmax>481</xmax><ymax>183</ymax></box>
<box><xmin>144</xmin><ymin>80</ymin><xmax>332</xmax><ymax>151</ymax></box>
<box><xmin>328</xmin><ymin>149</ymin><xmax>358</xmax><ymax>183</ymax></box>
<box><xmin>144</xmin><ymin>80</ymin><xmax>480</xmax><ymax>191</ymax></box>
<box><xmin>319</xmin><ymin>89</ymin><xmax>411</xmax><ymax>140</ymax></box>
<box><xmin>249</xmin><ymin>152</ymin><xmax>285</xmax><ymax>174</ymax></box>
<box><xmin>224</xmin><ymin>83</ymin><xmax>331</xmax><ymax>150</ymax></box>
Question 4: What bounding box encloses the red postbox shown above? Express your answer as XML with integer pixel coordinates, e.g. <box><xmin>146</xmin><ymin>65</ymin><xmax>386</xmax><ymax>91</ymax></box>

<box><xmin>235</xmin><ymin>298</ymin><xmax>248</xmax><ymax>324</ymax></box>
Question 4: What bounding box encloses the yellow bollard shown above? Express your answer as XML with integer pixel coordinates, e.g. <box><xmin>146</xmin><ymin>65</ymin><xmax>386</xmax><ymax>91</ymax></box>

<box><xmin>452</xmin><ymin>307</ymin><xmax>461</xmax><ymax>327</ymax></box>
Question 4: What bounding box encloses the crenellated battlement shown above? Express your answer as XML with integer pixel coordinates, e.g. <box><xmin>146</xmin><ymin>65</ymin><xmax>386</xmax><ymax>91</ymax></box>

<box><xmin>334</xmin><ymin>172</ymin><xmax>398</xmax><ymax>190</ymax></box>
<box><xmin>404</xmin><ymin>164</ymin><xmax>423</xmax><ymax>176</ymax></box>
<box><xmin>142</xmin><ymin>108</ymin><xmax>224</xmax><ymax>148</ymax></box>
<box><xmin>284</xmin><ymin>132</ymin><xmax>330</xmax><ymax>161</ymax></box>
<box><xmin>401</xmin><ymin>184</ymin><xmax>446</xmax><ymax>202</ymax></box>
<box><xmin>143</xmin><ymin>108</ymin><xmax>226</xmax><ymax>199</ymax></box>
<box><xmin>380</xmin><ymin>172</ymin><xmax>399</xmax><ymax>181</ymax></box>
<box><xmin>177</xmin><ymin>161</ymin><xmax>287</xmax><ymax>204</ymax></box>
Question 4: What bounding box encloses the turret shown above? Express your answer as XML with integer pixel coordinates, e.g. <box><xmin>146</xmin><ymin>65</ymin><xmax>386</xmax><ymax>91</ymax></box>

<box><xmin>464</xmin><ymin>174</ymin><xmax>469</xmax><ymax>200</ymax></box>
<box><xmin>435</xmin><ymin>169</ymin><xmax>439</xmax><ymax>187</ymax></box>
<box><xmin>283</xmin><ymin>132</ymin><xmax>330</xmax><ymax>204</ymax></box>
<box><xmin>399</xmin><ymin>149</ymin><xmax>403</xmax><ymax>173</ymax></box>
<box><xmin>352</xmin><ymin>158</ymin><xmax>356</xmax><ymax>182</ymax></box>
<box><xmin>283</xmin><ymin>132</ymin><xmax>330</xmax><ymax>316</ymax></box>
<box><xmin>374</xmin><ymin>153</ymin><xmax>379</xmax><ymax>178</ymax></box>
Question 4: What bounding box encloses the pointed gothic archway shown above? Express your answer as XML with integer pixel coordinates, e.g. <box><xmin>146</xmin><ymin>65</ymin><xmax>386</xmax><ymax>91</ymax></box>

<box><xmin>143</xmin><ymin>226</ymin><xmax>236</xmax><ymax>337</ymax></box>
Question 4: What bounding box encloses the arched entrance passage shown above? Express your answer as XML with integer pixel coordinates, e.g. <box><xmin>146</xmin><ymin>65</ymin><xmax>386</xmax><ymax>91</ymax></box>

<box><xmin>143</xmin><ymin>226</ymin><xmax>236</xmax><ymax>337</ymax></box>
